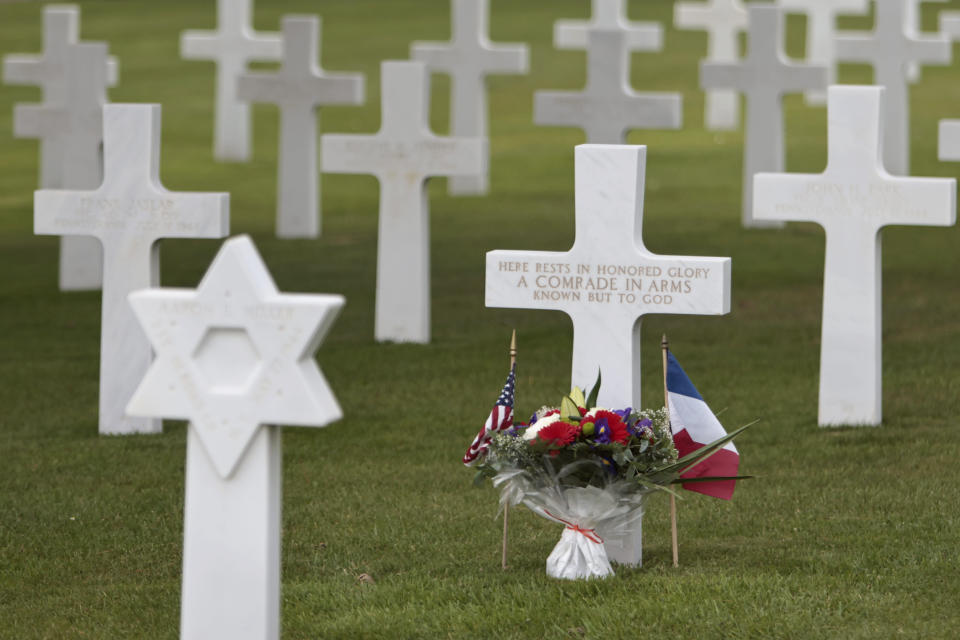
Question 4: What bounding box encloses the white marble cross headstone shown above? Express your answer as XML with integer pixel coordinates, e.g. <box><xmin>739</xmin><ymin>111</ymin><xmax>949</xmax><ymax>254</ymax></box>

<box><xmin>836</xmin><ymin>0</ymin><xmax>951</xmax><ymax>176</ymax></box>
<box><xmin>906</xmin><ymin>0</ymin><xmax>949</xmax><ymax>83</ymax></box>
<box><xmin>3</xmin><ymin>5</ymin><xmax>119</xmax><ymax>291</ymax></box>
<box><xmin>938</xmin><ymin>117</ymin><xmax>960</xmax><ymax>162</ymax></box>
<box><xmin>237</xmin><ymin>16</ymin><xmax>364</xmax><ymax>238</ymax></box>
<box><xmin>486</xmin><ymin>144</ymin><xmax>731</xmax><ymax>564</ymax></box>
<box><xmin>778</xmin><ymin>0</ymin><xmax>869</xmax><ymax>105</ymax></box>
<box><xmin>34</xmin><ymin>104</ymin><xmax>230</xmax><ymax>435</ymax></box>
<box><xmin>701</xmin><ymin>5</ymin><xmax>826</xmax><ymax>228</ymax></box>
<box><xmin>181</xmin><ymin>0</ymin><xmax>282</xmax><ymax>162</ymax></box>
<box><xmin>673</xmin><ymin>0</ymin><xmax>748</xmax><ymax>130</ymax></box>
<box><xmin>126</xmin><ymin>235</ymin><xmax>344</xmax><ymax>640</ymax></box>
<box><xmin>411</xmin><ymin>0</ymin><xmax>528</xmax><ymax>196</ymax></box>
<box><xmin>321</xmin><ymin>61</ymin><xmax>484</xmax><ymax>344</ymax></box>
<box><xmin>554</xmin><ymin>0</ymin><xmax>662</xmax><ymax>52</ymax></box>
<box><xmin>534</xmin><ymin>29</ymin><xmax>682</xmax><ymax>143</ymax></box>
<box><xmin>754</xmin><ymin>86</ymin><xmax>955</xmax><ymax>426</ymax></box>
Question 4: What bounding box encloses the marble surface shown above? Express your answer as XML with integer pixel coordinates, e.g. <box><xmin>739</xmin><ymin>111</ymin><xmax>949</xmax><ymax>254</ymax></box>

<box><xmin>701</xmin><ymin>5</ymin><xmax>826</xmax><ymax>228</ymax></box>
<box><xmin>938</xmin><ymin>119</ymin><xmax>960</xmax><ymax>161</ymax></box>
<box><xmin>238</xmin><ymin>15</ymin><xmax>364</xmax><ymax>238</ymax></box>
<box><xmin>673</xmin><ymin>0</ymin><xmax>747</xmax><ymax>130</ymax></box>
<box><xmin>181</xmin><ymin>0</ymin><xmax>281</xmax><ymax>162</ymax></box>
<box><xmin>905</xmin><ymin>0</ymin><xmax>948</xmax><ymax>83</ymax></box>
<box><xmin>322</xmin><ymin>61</ymin><xmax>484</xmax><ymax>344</ymax></box>
<box><xmin>126</xmin><ymin>235</ymin><xmax>344</xmax><ymax>640</ymax></box>
<box><xmin>534</xmin><ymin>29</ymin><xmax>681</xmax><ymax>143</ymax></box>
<box><xmin>778</xmin><ymin>0</ymin><xmax>869</xmax><ymax>105</ymax></box>
<box><xmin>34</xmin><ymin>104</ymin><xmax>229</xmax><ymax>435</ymax></box>
<box><xmin>411</xmin><ymin>0</ymin><xmax>527</xmax><ymax>195</ymax></box>
<box><xmin>486</xmin><ymin>144</ymin><xmax>730</xmax><ymax>566</ymax></box>
<box><xmin>3</xmin><ymin>5</ymin><xmax>118</xmax><ymax>291</ymax></box>
<box><xmin>836</xmin><ymin>0</ymin><xmax>951</xmax><ymax>176</ymax></box>
<box><xmin>554</xmin><ymin>0</ymin><xmax>662</xmax><ymax>52</ymax></box>
<box><xmin>754</xmin><ymin>86</ymin><xmax>956</xmax><ymax>426</ymax></box>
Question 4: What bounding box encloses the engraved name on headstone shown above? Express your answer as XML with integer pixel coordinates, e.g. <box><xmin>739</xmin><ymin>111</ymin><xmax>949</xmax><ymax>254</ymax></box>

<box><xmin>701</xmin><ymin>5</ymin><xmax>826</xmax><ymax>228</ymax></box>
<box><xmin>836</xmin><ymin>0</ymin><xmax>951</xmax><ymax>176</ymax></box>
<box><xmin>486</xmin><ymin>144</ymin><xmax>731</xmax><ymax>565</ymax></box>
<box><xmin>754</xmin><ymin>86</ymin><xmax>956</xmax><ymax>426</ymax></box>
<box><xmin>181</xmin><ymin>0</ymin><xmax>282</xmax><ymax>162</ymax></box>
<box><xmin>322</xmin><ymin>61</ymin><xmax>484</xmax><ymax>344</ymax></box>
<box><xmin>126</xmin><ymin>235</ymin><xmax>344</xmax><ymax>640</ymax></box>
<box><xmin>3</xmin><ymin>5</ymin><xmax>119</xmax><ymax>291</ymax></box>
<box><xmin>534</xmin><ymin>29</ymin><xmax>681</xmax><ymax>143</ymax></box>
<box><xmin>673</xmin><ymin>0</ymin><xmax>748</xmax><ymax>130</ymax></box>
<box><xmin>238</xmin><ymin>15</ymin><xmax>364</xmax><ymax>238</ymax></box>
<box><xmin>411</xmin><ymin>0</ymin><xmax>528</xmax><ymax>195</ymax></box>
<box><xmin>34</xmin><ymin>105</ymin><xmax>229</xmax><ymax>435</ymax></box>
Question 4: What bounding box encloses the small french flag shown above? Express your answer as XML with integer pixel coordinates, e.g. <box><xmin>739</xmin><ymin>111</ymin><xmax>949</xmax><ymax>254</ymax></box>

<box><xmin>667</xmin><ymin>351</ymin><xmax>740</xmax><ymax>500</ymax></box>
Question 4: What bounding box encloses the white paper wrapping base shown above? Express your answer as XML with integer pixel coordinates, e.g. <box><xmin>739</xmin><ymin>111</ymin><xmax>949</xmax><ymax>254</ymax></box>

<box><xmin>547</xmin><ymin>527</ymin><xmax>613</xmax><ymax>580</ymax></box>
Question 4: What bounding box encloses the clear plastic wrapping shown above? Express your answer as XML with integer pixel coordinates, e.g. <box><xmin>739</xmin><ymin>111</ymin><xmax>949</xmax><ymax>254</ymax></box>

<box><xmin>494</xmin><ymin>462</ymin><xmax>647</xmax><ymax>580</ymax></box>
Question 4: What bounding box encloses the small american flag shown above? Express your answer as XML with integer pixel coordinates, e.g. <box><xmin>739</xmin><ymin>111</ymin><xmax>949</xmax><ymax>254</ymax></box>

<box><xmin>463</xmin><ymin>364</ymin><xmax>516</xmax><ymax>466</ymax></box>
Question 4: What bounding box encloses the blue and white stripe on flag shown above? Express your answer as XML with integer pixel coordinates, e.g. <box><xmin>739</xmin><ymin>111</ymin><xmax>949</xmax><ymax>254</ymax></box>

<box><xmin>667</xmin><ymin>351</ymin><xmax>739</xmax><ymax>500</ymax></box>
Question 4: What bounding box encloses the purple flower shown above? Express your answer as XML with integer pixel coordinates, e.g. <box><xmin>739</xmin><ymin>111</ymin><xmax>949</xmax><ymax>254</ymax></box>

<box><xmin>628</xmin><ymin>417</ymin><xmax>653</xmax><ymax>437</ymax></box>
<box><xmin>593</xmin><ymin>417</ymin><xmax>612</xmax><ymax>443</ymax></box>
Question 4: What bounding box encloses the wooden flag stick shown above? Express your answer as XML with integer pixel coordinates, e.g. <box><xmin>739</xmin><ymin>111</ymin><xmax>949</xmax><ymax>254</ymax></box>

<box><xmin>662</xmin><ymin>334</ymin><xmax>679</xmax><ymax>568</ymax></box>
<box><xmin>502</xmin><ymin>330</ymin><xmax>517</xmax><ymax>570</ymax></box>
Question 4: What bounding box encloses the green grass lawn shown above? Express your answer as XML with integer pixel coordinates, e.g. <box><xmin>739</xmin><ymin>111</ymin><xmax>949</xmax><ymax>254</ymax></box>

<box><xmin>2</xmin><ymin>0</ymin><xmax>959</xmax><ymax>637</ymax></box>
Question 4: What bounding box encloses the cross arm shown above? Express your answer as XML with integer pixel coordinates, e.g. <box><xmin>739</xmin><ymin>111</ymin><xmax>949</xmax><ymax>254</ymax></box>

<box><xmin>180</xmin><ymin>31</ymin><xmax>220</xmax><ymax>59</ymax></box>
<box><xmin>13</xmin><ymin>104</ymin><xmax>63</xmax><ymax>139</ymax></box>
<box><xmin>484</xmin><ymin>44</ymin><xmax>529</xmax><ymax>74</ymax></box>
<box><xmin>155</xmin><ymin>191</ymin><xmax>230</xmax><ymax>240</ymax></box>
<box><xmin>834</xmin><ymin>33</ymin><xmax>876</xmax><ymax>65</ymax></box>
<box><xmin>319</xmin><ymin>134</ymin><xmax>379</xmax><ymax>176</ymax></box>
<box><xmin>2</xmin><ymin>55</ymin><xmax>42</xmax><ymax>85</ymax></box>
<box><xmin>236</xmin><ymin>73</ymin><xmax>290</xmax><ymax>103</ymax></box>
<box><xmin>700</xmin><ymin>60</ymin><xmax>746</xmax><ymax>91</ymax></box>
<box><xmin>304</xmin><ymin>74</ymin><xmax>365</xmax><ymax>106</ymax></box>
<box><xmin>882</xmin><ymin>175</ymin><xmax>956</xmax><ymax>227</ymax></box>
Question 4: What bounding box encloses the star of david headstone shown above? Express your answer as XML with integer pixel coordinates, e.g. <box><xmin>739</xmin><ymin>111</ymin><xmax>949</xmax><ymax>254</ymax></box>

<box><xmin>126</xmin><ymin>234</ymin><xmax>344</xmax><ymax>640</ymax></box>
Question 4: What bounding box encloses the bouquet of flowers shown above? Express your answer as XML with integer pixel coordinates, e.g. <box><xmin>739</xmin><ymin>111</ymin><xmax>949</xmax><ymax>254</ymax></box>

<box><xmin>465</xmin><ymin>368</ymin><xmax>749</xmax><ymax>580</ymax></box>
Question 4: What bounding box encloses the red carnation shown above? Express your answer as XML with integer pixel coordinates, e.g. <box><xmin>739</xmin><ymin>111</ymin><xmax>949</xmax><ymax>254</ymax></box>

<box><xmin>590</xmin><ymin>410</ymin><xmax>631</xmax><ymax>445</ymax></box>
<box><xmin>536</xmin><ymin>421</ymin><xmax>580</xmax><ymax>448</ymax></box>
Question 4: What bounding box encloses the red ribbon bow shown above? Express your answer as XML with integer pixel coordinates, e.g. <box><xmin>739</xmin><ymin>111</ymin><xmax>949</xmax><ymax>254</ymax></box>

<box><xmin>544</xmin><ymin>510</ymin><xmax>604</xmax><ymax>544</ymax></box>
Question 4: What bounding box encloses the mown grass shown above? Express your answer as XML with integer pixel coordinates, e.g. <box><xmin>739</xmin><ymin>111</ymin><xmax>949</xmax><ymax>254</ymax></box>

<box><xmin>1</xmin><ymin>0</ymin><xmax>959</xmax><ymax>638</ymax></box>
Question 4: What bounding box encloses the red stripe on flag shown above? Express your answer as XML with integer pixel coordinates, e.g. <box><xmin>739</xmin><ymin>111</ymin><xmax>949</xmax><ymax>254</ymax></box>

<box><xmin>673</xmin><ymin>428</ymin><xmax>739</xmax><ymax>501</ymax></box>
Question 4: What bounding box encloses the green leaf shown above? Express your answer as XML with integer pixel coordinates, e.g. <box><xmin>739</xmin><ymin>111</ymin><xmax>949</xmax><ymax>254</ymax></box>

<box><xmin>670</xmin><ymin>475</ymin><xmax>754</xmax><ymax>484</ymax></box>
<box><xmin>586</xmin><ymin>370</ymin><xmax>602</xmax><ymax>408</ymax></box>
<box><xmin>560</xmin><ymin>395</ymin><xmax>581</xmax><ymax>421</ymax></box>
